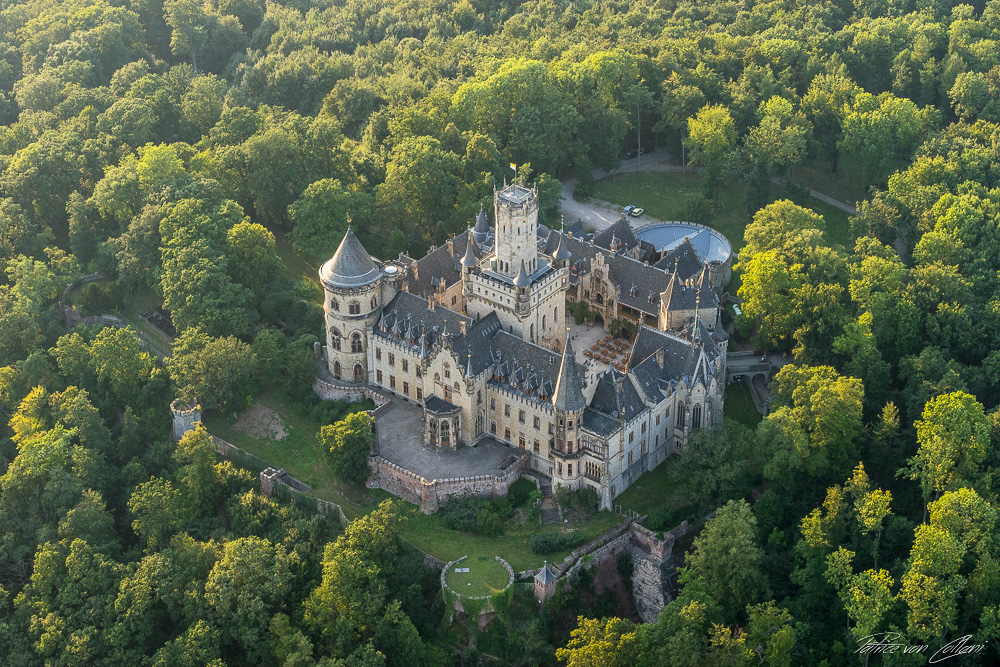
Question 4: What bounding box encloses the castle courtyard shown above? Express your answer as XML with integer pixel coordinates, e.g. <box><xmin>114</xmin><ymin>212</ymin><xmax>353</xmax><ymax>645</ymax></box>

<box><xmin>374</xmin><ymin>399</ymin><xmax>523</xmax><ymax>481</ymax></box>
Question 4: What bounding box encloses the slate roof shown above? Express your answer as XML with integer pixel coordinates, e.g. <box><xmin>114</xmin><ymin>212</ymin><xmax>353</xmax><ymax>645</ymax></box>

<box><xmin>542</xmin><ymin>231</ymin><xmax>674</xmax><ymax>317</ymax></box>
<box><xmin>490</xmin><ymin>331</ymin><xmax>576</xmax><ymax>404</ymax></box>
<box><xmin>453</xmin><ymin>312</ymin><xmax>503</xmax><ymax>376</ymax></box>
<box><xmin>583</xmin><ymin>408</ymin><xmax>620</xmax><ymax>435</ymax></box>
<box><xmin>553</xmin><ymin>338</ymin><xmax>586</xmax><ymax>411</ymax></box>
<box><xmin>588</xmin><ymin>367</ymin><xmax>645</xmax><ymax>422</ymax></box>
<box><xmin>401</xmin><ymin>230</ymin><xmax>479</xmax><ymax>300</ymax></box>
<box><xmin>652</xmin><ymin>237</ymin><xmax>704</xmax><ymax>279</ymax></box>
<box><xmin>564</xmin><ymin>219</ymin><xmax>588</xmax><ymax>239</ymax></box>
<box><xmin>593</xmin><ymin>217</ymin><xmax>640</xmax><ymax>254</ymax></box>
<box><xmin>535</xmin><ymin>564</ymin><xmax>558</xmax><ymax>584</ymax></box>
<box><xmin>374</xmin><ymin>291</ymin><xmax>470</xmax><ymax>356</ymax></box>
<box><xmin>628</xmin><ymin>324</ymin><xmax>721</xmax><ymax>388</ymax></box>
<box><xmin>320</xmin><ymin>228</ymin><xmax>381</xmax><ymax>288</ymax></box>
<box><xmin>425</xmin><ymin>395</ymin><xmax>461</xmax><ymax>414</ymax></box>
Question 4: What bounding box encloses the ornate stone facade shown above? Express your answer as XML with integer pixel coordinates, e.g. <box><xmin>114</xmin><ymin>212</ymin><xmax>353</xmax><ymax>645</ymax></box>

<box><xmin>319</xmin><ymin>184</ymin><xmax>727</xmax><ymax>509</ymax></box>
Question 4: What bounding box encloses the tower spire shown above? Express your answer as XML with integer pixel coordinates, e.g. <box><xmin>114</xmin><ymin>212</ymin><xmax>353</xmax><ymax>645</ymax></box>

<box><xmin>552</xmin><ymin>329</ymin><xmax>586</xmax><ymax>412</ymax></box>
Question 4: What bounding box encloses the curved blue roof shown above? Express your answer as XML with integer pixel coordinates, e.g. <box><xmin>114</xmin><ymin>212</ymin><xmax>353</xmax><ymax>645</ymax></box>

<box><xmin>636</xmin><ymin>222</ymin><xmax>733</xmax><ymax>264</ymax></box>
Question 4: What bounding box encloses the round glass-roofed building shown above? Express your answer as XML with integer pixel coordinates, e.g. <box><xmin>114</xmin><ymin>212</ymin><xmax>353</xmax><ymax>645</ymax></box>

<box><xmin>636</xmin><ymin>221</ymin><xmax>734</xmax><ymax>289</ymax></box>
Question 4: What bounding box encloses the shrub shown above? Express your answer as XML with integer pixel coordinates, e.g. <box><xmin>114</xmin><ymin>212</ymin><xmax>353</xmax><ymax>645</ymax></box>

<box><xmin>508</xmin><ymin>478</ymin><xmax>536</xmax><ymax>507</ymax></box>
<box><xmin>440</xmin><ymin>497</ymin><xmax>513</xmax><ymax>537</ymax></box>
<box><xmin>555</xmin><ymin>487</ymin><xmax>600</xmax><ymax>514</ymax></box>
<box><xmin>530</xmin><ymin>530</ymin><xmax>585</xmax><ymax>554</ymax></box>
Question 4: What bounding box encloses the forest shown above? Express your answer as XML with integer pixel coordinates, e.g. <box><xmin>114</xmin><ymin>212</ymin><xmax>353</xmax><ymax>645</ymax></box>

<box><xmin>1</xmin><ymin>0</ymin><xmax>1000</xmax><ymax>664</ymax></box>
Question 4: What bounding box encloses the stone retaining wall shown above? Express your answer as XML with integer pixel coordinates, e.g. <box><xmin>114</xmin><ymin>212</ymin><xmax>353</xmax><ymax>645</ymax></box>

<box><xmin>312</xmin><ymin>378</ymin><xmax>391</xmax><ymax>418</ymax></box>
<box><xmin>368</xmin><ymin>451</ymin><xmax>530</xmax><ymax>514</ymax></box>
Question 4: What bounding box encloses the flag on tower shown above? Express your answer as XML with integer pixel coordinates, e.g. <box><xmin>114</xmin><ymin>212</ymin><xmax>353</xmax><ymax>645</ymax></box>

<box><xmin>509</xmin><ymin>162</ymin><xmax>516</xmax><ymax>171</ymax></box>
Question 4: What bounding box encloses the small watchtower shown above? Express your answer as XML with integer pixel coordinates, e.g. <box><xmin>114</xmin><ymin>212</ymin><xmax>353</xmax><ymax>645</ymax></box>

<box><xmin>534</xmin><ymin>562</ymin><xmax>558</xmax><ymax>602</ymax></box>
<box><xmin>170</xmin><ymin>398</ymin><xmax>201</xmax><ymax>442</ymax></box>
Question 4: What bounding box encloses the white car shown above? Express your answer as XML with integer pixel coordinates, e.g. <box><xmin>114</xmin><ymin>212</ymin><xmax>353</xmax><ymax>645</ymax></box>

<box><xmin>629</xmin><ymin>207</ymin><xmax>644</xmax><ymax>217</ymax></box>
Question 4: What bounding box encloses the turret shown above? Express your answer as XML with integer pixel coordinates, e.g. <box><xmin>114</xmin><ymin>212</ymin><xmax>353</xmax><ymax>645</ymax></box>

<box><xmin>552</xmin><ymin>334</ymin><xmax>585</xmax><ymax>462</ymax></box>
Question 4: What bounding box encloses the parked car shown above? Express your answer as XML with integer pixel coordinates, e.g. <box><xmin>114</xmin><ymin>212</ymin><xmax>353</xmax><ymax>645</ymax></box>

<box><xmin>639</xmin><ymin>146</ymin><xmax>654</xmax><ymax>155</ymax></box>
<box><xmin>623</xmin><ymin>205</ymin><xmax>635</xmax><ymax>215</ymax></box>
<box><xmin>629</xmin><ymin>207</ymin><xmax>644</xmax><ymax>217</ymax></box>
<box><xmin>623</xmin><ymin>151</ymin><xmax>636</xmax><ymax>159</ymax></box>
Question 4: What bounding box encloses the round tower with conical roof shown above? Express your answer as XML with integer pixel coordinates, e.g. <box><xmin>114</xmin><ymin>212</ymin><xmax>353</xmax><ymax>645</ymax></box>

<box><xmin>320</xmin><ymin>227</ymin><xmax>399</xmax><ymax>383</ymax></box>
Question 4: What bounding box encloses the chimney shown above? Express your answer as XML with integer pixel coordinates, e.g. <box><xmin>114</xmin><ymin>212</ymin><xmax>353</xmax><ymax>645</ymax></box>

<box><xmin>656</xmin><ymin>348</ymin><xmax>664</xmax><ymax>369</ymax></box>
<box><xmin>459</xmin><ymin>320</ymin><xmax>468</xmax><ymax>335</ymax></box>
<box><xmin>410</xmin><ymin>260</ymin><xmax>418</xmax><ymax>279</ymax></box>
<box><xmin>447</xmin><ymin>239</ymin><xmax>454</xmax><ymax>256</ymax></box>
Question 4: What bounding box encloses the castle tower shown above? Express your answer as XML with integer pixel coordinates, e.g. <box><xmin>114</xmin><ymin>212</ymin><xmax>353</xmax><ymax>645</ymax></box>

<box><xmin>171</xmin><ymin>398</ymin><xmax>201</xmax><ymax>442</ymax></box>
<box><xmin>551</xmin><ymin>335</ymin><xmax>586</xmax><ymax>488</ymax></box>
<box><xmin>464</xmin><ymin>184</ymin><xmax>568</xmax><ymax>344</ymax></box>
<box><xmin>493</xmin><ymin>184</ymin><xmax>539</xmax><ymax>278</ymax></box>
<box><xmin>320</xmin><ymin>227</ymin><xmax>401</xmax><ymax>383</ymax></box>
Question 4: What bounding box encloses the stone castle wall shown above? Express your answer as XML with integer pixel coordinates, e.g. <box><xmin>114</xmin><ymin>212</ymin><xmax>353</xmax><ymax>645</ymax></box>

<box><xmin>369</xmin><ymin>452</ymin><xmax>529</xmax><ymax>514</ymax></box>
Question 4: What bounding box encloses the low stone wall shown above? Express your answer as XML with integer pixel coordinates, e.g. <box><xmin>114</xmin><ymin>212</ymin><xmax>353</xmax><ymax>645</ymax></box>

<box><xmin>368</xmin><ymin>451</ymin><xmax>530</xmax><ymax>514</ymax></box>
<box><xmin>312</xmin><ymin>378</ymin><xmax>391</xmax><ymax>416</ymax></box>
<box><xmin>441</xmin><ymin>555</ymin><xmax>515</xmax><ymax>604</ymax></box>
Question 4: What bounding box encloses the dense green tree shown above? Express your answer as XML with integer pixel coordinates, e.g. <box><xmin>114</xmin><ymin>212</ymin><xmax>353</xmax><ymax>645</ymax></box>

<box><xmin>682</xmin><ymin>499</ymin><xmax>769</xmax><ymax>621</ymax></box>
<box><xmin>320</xmin><ymin>412</ymin><xmax>375</xmax><ymax>484</ymax></box>
<box><xmin>166</xmin><ymin>327</ymin><xmax>257</xmax><ymax>410</ymax></box>
<box><xmin>686</xmin><ymin>104</ymin><xmax>735</xmax><ymax>203</ymax></box>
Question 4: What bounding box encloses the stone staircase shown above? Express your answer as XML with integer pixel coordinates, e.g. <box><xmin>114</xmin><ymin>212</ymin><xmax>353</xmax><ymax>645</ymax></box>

<box><xmin>538</xmin><ymin>480</ymin><xmax>562</xmax><ymax>525</ymax></box>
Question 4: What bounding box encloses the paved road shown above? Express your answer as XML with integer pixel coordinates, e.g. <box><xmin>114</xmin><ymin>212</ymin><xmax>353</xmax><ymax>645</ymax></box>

<box><xmin>558</xmin><ymin>153</ymin><xmax>858</xmax><ymax>234</ymax></box>
<box><xmin>559</xmin><ymin>152</ymin><xmax>688</xmax><ymax>232</ymax></box>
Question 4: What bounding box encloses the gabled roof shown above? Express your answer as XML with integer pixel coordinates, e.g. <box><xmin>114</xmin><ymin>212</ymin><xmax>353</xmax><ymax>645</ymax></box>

<box><xmin>542</xmin><ymin>231</ymin><xmax>675</xmax><ymax>317</ymax></box>
<box><xmin>320</xmin><ymin>228</ymin><xmax>381</xmax><ymax>288</ymax></box>
<box><xmin>402</xmin><ymin>229</ymin><xmax>478</xmax><ymax>299</ymax></box>
<box><xmin>593</xmin><ymin>217</ymin><xmax>640</xmax><ymax>254</ymax></box>
<box><xmin>653</xmin><ymin>237</ymin><xmax>704</xmax><ymax>279</ymax></box>
<box><xmin>628</xmin><ymin>324</ymin><xmax>721</xmax><ymax>388</ymax></box>
<box><xmin>588</xmin><ymin>367</ymin><xmax>644</xmax><ymax>422</ymax></box>
<box><xmin>374</xmin><ymin>291</ymin><xmax>470</xmax><ymax>356</ymax></box>
<box><xmin>453</xmin><ymin>312</ymin><xmax>503</xmax><ymax>376</ymax></box>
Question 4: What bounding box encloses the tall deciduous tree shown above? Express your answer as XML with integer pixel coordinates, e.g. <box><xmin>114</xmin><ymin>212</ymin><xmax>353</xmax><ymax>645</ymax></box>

<box><xmin>686</xmin><ymin>104</ymin><xmax>736</xmax><ymax>203</ymax></box>
<box><xmin>320</xmin><ymin>412</ymin><xmax>374</xmax><ymax>484</ymax></box>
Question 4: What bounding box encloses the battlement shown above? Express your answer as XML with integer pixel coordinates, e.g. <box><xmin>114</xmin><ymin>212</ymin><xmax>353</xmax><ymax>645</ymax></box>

<box><xmin>170</xmin><ymin>398</ymin><xmax>201</xmax><ymax>442</ymax></box>
<box><xmin>495</xmin><ymin>184</ymin><xmax>537</xmax><ymax>210</ymax></box>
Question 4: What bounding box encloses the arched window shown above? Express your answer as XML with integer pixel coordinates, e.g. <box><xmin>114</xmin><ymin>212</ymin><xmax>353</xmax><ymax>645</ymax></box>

<box><xmin>370</xmin><ymin>296</ymin><xmax>377</xmax><ymax>309</ymax></box>
<box><xmin>595</xmin><ymin>293</ymin><xmax>604</xmax><ymax>305</ymax></box>
<box><xmin>353</xmin><ymin>364</ymin><xmax>364</xmax><ymax>381</ymax></box>
<box><xmin>692</xmin><ymin>405</ymin><xmax>702</xmax><ymax>429</ymax></box>
<box><xmin>349</xmin><ymin>301</ymin><xmax>361</xmax><ymax>314</ymax></box>
<box><xmin>331</xmin><ymin>329</ymin><xmax>342</xmax><ymax>350</ymax></box>
<box><xmin>333</xmin><ymin>361</ymin><xmax>341</xmax><ymax>379</ymax></box>
<box><xmin>331</xmin><ymin>298</ymin><xmax>340</xmax><ymax>311</ymax></box>
<box><xmin>676</xmin><ymin>408</ymin><xmax>685</xmax><ymax>429</ymax></box>
<box><xmin>351</xmin><ymin>333</ymin><xmax>362</xmax><ymax>353</ymax></box>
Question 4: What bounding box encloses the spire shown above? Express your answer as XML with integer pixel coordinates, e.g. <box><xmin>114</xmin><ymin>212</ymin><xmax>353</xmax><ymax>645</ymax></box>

<box><xmin>553</xmin><ymin>234</ymin><xmax>571</xmax><ymax>261</ymax></box>
<box><xmin>461</xmin><ymin>231</ymin><xmax>477</xmax><ymax>267</ymax></box>
<box><xmin>553</xmin><ymin>332</ymin><xmax>586</xmax><ymax>412</ymax></box>
<box><xmin>514</xmin><ymin>258</ymin><xmax>531</xmax><ymax>287</ymax></box>
<box><xmin>466</xmin><ymin>344</ymin><xmax>474</xmax><ymax>378</ymax></box>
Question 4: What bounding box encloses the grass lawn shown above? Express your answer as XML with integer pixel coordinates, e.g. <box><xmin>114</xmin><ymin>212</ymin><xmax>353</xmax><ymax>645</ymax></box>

<box><xmin>274</xmin><ymin>229</ymin><xmax>324</xmax><ymax>291</ymax></box>
<box><xmin>589</xmin><ymin>171</ymin><xmax>856</xmax><ymax>252</ymax></box>
<box><xmin>725</xmin><ymin>384</ymin><xmax>763</xmax><ymax>429</ymax></box>
<box><xmin>202</xmin><ymin>393</ymin><xmax>390</xmax><ymax>518</ymax></box>
<box><xmin>613</xmin><ymin>456</ymin><xmax>695</xmax><ymax>522</ymax></box>
<box><xmin>445</xmin><ymin>557</ymin><xmax>511</xmax><ymax>597</ymax></box>
<box><xmin>121</xmin><ymin>288</ymin><xmax>175</xmax><ymax>358</ymax></box>
<box><xmin>400</xmin><ymin>508</ymin><xmax>624</xmax><ymax>574</ymax></box>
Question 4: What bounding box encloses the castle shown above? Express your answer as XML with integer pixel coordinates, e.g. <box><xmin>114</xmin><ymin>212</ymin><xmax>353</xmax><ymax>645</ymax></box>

<box><xmin>319</xmin><ymin>184</ymin><xmax>728</xmax><ymax>510</ymax></box>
